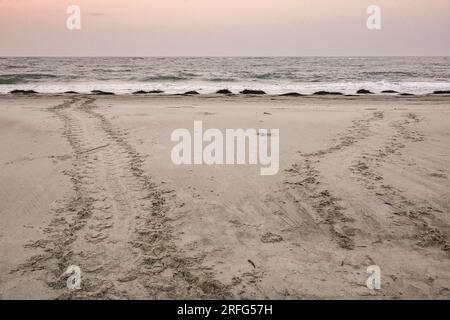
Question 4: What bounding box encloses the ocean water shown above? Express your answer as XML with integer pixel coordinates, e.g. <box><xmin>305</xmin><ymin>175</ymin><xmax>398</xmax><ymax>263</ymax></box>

<box><xmin>0</xmin><ymin>56</ymin><xmax>449</xmax><ymax>95</ymax></box>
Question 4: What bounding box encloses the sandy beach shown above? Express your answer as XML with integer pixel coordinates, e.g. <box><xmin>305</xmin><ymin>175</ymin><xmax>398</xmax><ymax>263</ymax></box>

<box><xmin>0</xmin><ymin>93</ymin><xmax>449</xmax><ymax>299</ymax></box>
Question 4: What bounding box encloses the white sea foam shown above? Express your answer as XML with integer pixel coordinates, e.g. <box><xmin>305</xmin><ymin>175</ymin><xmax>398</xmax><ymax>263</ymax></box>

<box><xmin>1</xmin><ymin>81</ymin><xmax>450</xmax><ymax>95</ymax></box>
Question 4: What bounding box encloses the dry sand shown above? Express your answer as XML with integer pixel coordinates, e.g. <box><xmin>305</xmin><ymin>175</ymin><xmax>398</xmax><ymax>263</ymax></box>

<box><xmin>0</xmin><ymin>94</ymin><xmax>449</xmax><ymax>299</ymax></box>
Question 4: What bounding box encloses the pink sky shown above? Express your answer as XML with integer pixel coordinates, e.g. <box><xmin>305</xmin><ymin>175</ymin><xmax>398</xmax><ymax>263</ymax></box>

<box><xmin>0</xmin><ymin>0</ymin><xmax>449</xmax><ymax>56</ymax></box>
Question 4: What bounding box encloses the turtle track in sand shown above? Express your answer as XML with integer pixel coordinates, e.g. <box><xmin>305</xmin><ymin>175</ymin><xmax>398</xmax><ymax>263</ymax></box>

<box><xmin>13</xmin><ymin>97</ymin><xmax>230</xmax><ymax>299</ymax></box>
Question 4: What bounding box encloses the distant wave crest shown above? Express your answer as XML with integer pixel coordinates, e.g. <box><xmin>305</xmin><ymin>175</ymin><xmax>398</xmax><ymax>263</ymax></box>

<box><xmin>140</xmin><ymin>75</ymin><xmax>190</xmax><ymax>82</ymax></box>
<box><xmin>0</xmin><ymin>73</ymin><xmax>58</xmax><ymax>84</ymax></box>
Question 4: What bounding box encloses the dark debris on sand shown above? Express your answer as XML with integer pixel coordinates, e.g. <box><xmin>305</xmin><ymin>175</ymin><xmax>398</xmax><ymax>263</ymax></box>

<box><xmin>184</xmin><ymin>91</ymin><xmax>200</xmax><ymax>95</ymax></box>
<box><xmin>91</xmin><ymin>90</ymin><xmax>115</xmax><ymax>95</ymax></box>
<box><xmin>10</xmin><ymin>89</ymin><xmax>38</xmax><ymax>95</ymax></box>
<box><xmin>240</xmin><ymin>89</ymin><xmax>266</xmax><ymax>95</ymax></box>
<box><xmin>313</xmin><ymin>91</ymin><xmax>343</xmax><ymax>96</ymax></box>
<box><xmin>357</xmin><ymin>89</ymin><xmax>374</xmax><ymax>94</ymax></box>
<box><xmin>279</xmin><ymin>92</ymin><xmax>303</xmax><ymax>97</ymax></box>
<box><xmin>433</xmin><ymin>90</ymin><xmax>450</xmax><ymax>95</ymax></box>
<box><xmin>132</xmin><ymin>90</ymin><xmax>164</xmax><ymax>94</ymax></box>
<box><xmin>216</xmin><ymin>89</ymin><xmax>233</xmax><ymax>94</ymax></box>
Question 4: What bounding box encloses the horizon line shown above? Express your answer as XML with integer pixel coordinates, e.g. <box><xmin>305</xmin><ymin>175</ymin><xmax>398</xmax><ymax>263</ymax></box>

<box><xmin>1</xmin><ymin>55</ymin><xmax>450</xmax><ymax>58</ymax></box>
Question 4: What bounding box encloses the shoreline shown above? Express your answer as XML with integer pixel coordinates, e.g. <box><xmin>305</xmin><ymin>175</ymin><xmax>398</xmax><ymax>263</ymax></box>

<box><xmin>2</xmin><ymin>90</ymin><xmax>450</xmax><ymax>97</ymax></box>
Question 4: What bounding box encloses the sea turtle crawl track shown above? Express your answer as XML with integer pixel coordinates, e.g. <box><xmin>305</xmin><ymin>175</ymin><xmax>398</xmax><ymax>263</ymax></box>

<box><xmin>349</xmin><ymin>113</ymin><xmax>450</xmax><ymax>252</ymax></box>
<box><xmin>282</xmin><ymin>110</ymin><xmax>449</xmax><ymax>255</ymax></box>
<box><xmin>282</xmin><ymin>111</ymin><xmax>385</xmax><ymax>250</ymax></box>
<box><xmin>14</xmin><ymin>97</ymin><xmax>229</xmax><ymax>299</ymax></box>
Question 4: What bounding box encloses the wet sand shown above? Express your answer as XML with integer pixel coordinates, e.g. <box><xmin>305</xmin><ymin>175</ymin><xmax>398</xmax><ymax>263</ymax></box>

<box><xmin>0</xmin><ymin>94</ymin><xmax>449</xmax><ymax>299</ymax></box>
